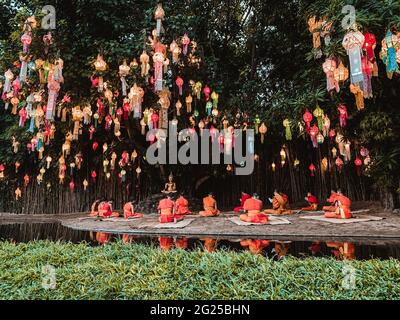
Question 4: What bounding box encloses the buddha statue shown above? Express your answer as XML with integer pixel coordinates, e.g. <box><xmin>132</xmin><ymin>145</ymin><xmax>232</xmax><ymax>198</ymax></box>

<box><xmin>162</xmin><ymin>173</ymin><xmax>177</xmax><ymax>194</ymax></box>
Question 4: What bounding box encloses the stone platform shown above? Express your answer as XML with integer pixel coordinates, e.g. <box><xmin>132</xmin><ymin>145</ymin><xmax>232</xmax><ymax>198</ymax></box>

<box><xmin>1</xmin><ymin>202</ymin><xmax>399</xmax><ymax>242</ymax></box>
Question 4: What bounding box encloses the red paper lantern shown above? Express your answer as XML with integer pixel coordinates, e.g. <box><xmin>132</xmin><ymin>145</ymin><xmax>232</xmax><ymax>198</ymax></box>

<box><xmin>69</xmin><ymin>180</ymin><xmax>75</xmax><ymax>190</ymax></box>
<box><xmin>92</xmin><ymin>141</ymin><xmax>99</xmax><ymax>151</ymax></box>
<box><xmin>363</xmin><ymin>32</ymin><xmax>376</xmax><ymax>61</ymax></box>
<box><xmin>335</xmin><ymin>157</ymin><xmax>344</xmax><ymax>170</ymax></box>
<box><xmin>309</xmin><ymin>125</ymin><xmax>319</xmax><ymax>148</ymax></box>
<box><xmin>303</xmin><ymin>109</ymin><xmax>313</xmax><ymax>132</ymax></box>
<box><xmin>91</xmin><ymin>170</ymin><xmax>97</xmax><ymax>182</ymax></box>
<box><xmin>24</xmin><ymin>174</ymin><xmax>30</xmax><ymax>187</ymax></box>
<box><xmin>203</xmin><ymin>85</ymin><xmax>211</xmax><ymax>101</ymax></box>
<box><xmin>175</xmin><ymin>76</ymin><xmax>184</xmax><ymax>96</ymax></box>
<box><xmin>354</xmin><ymin>158</ymin><xmax>362</xmax><ymax>167</ymax></box>
<box><xmin>329</xmin><ymin>129</ymin><xmax>336</xmax><ymax>140</ymax></box>
<box><xmin>309</xmin><ymin>163</ymin><xmax>316</xmax><ymax>176</ymax></box>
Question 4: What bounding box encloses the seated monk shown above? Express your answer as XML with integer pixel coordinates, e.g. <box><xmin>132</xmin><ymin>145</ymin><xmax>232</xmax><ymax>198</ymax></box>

<box><xmin>240</xmin><ymin>239</ymin><xmax>270</xmax><ymax>255</ymax></box>
<box><xmin>199</xmin><ymin>193</ymin><xmax>220</xmax><ymax>217</ymax></box>
<box><xmin>301</xmin><ymin>192</ymin><xmax>319</xmax><ymax>211</ymax></box>
<box><xmin>233</xmin><ymin>192</ymin><xmax>251</xmax><ymax>213</ymax></box>
<box><xmin>324</xmin><ymin>190</ymin><xmax>352</xmax><ymax>219</ymax></box>
<box><xmin>175</xmin><ymin>194</ymin><xmax>192</xmax><ymax>215</ymax></box>
<box><xmin>264</xmin><ymin>191</ymin><xmax>293</xmax><ymax>215</ymax></box>
<box><xmin>123</xmin><ymin>200</ymin><xmax>143</xmax><ymax>219</ymax></box>
<box><xmin>323</xmin><ymin>191</ymin><xmax>339</xmax><ymax>212</ymax></box>
<box><xmin>240</xmin><ymin>193</ymin><xmax>269</xmax><ymax>224</ymax></box>
<box><xmin>158</xmin><ymin>195</ymin><xmax>183</xmax><ymax>223</ymax></box>
<box><xmin>98</xmin><ymin>200</ymin><xmax>120</xmax><ymax>218</ymax></box>
<box><xmin>89</xmin><ymin>199</ymin><xmax>101</xmax><ymax>216</ymax></box>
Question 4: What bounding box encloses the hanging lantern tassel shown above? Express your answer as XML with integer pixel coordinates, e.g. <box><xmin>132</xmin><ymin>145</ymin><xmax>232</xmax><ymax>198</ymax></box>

<box><xmin>322</xmin><ymin>58</ymin><xmax>338</xmax><ymax>92</ymax></box>
<box><xmin>19</xmin><ymin>55</ymin><xmax>28</xmax><ymax>83</ymax></box>
<box><xmin>119</xmin><ymin>60</ymin><xmax>130</xmax><ymax>96</ymax></box>
<box><xmin>350</xmin><ymin>84</ymin><xmax>364</xmax><ymax>110</ymax></box>
<box><xmin>46</xmin><ymin>78</ymin><xmax>61</xmax><ymax>120</ymax></box>
<box><xmin>211</xmin><ymin>91</ymin><xmax>219</xmax><ymax>109</ymax></box>
<box><xmin>186</xmin><ymin>95</ymin><xmax>193</xmax><ymax>113</ymax></box>
<box><xmin>140</xmin><ymin>51</ymin><xmax>150</xmax><ymax>77</ymax></box>
<box><xmin>176</xmin><ymin>77</ymin><xmax>184</xmax><ymax>96</ymax></box>
<box><xmin>336</xmin><ymin>157</ymin><xmax>344</xmax><ymax>172</ymax></box>
<box><xmin>182</xmin><ymin>33</ymin><xmax>190</xmax><ymax>56</ymax></box>
<box><xmin>303</xmin><ymin>109</ymin><xmax>313</xmax><ymax>133</ymax></box>
<box><xmin>15</xmin><ymin>187</ymin><xmax>22</xmax><ymax>201</ymax></box>
<box><xmin>309</xmin><ymin>125</ymin><xmax>319</xmax><ymax>148</ymax></box>
<box><xmin>283</xmin><ymin>119</ymin><xmax>292</xmax><ymax>141</ymax></box>
<box><xmin>313</xmin><ymin>105</ymin><xmax>324</xmax><ymax>131</ymax></box>
<box><xmin>380</xmin><ymin>30</ymin><xmax>399</xmax><ymax>79</ymax></box>
<box><xmin>153</xmin><ymin>53</ymin><xmax>164</xmax><ymax>92</ymax></box>
<box><xmin>259</xmin><ymin>123</ymin><xmax>268</xmax><ymax>144</ymax></box>
<box><xmin>342</xmin><ymin>31</ymin><xmax>365</xmax><ymax>85</ymax></box>
<box><xmin>136</xmin><ymin>166</ymin><xmax>142</xmax><ymax>178</ymax></box>
<box><xmin>338</xmin><ymin>104</ymin><xmax>348</xmax><ymax>128</ymax></box>
<box><xmin>154</xmin><ymin>3</ymin><xmax>165</xmax><ymax>36</ymax></box>
<box><xmin>19</xmin><ymin>107</ymin><xmax>27</xmax><ymax>127</ymax></box>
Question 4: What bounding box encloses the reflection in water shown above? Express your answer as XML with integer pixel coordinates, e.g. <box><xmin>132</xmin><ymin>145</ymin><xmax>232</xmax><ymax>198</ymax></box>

<box><xmin>240</xmin><ymin>239</ymin><xmax>270</xmax><ymax>255</ymax></box>
<box><xmin>1</xmin><ymin>223</ymin><xmax>400</xmax><ymax>260</ymax></box>
<box><xmin>326</xmin><ymin>242</ymin><xmax>356</xmax><ymax>260</ymax></box>
<box><xmin>274</xmin><ymin>242</ymin><xmax>292</xmax><ymax>259</ymax></box>
<box><xmin>201</xmin><ymin>238</ymin><xmax>218</xmax><ymax>253</ymax></box>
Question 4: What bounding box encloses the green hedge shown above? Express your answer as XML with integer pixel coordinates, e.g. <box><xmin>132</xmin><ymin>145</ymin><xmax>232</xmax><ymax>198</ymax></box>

<box><xmin>0</xmin><ymin>241</ymin><xmax>399</xmax><ymax>300</ymax></box>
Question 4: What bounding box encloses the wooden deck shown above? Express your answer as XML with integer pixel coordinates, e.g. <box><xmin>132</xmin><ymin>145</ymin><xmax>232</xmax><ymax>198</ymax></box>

<box><xmin>2</xmin><ymin>202</ymin><xmax>399</xmax><ymax>242</ymax></box>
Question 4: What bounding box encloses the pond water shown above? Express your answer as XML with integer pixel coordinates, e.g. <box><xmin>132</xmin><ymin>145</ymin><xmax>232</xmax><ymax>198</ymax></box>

<box><xmin>1</xmin><ymin>222</ymin><xmax>400</xmax><ymax>261</ymax></box>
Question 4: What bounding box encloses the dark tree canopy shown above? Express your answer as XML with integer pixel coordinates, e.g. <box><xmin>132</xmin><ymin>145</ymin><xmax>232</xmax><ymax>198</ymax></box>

<box><xmin>0</xmin><ymin>0</ymin><xmax>399</xmax><ymax>213</ymax></box>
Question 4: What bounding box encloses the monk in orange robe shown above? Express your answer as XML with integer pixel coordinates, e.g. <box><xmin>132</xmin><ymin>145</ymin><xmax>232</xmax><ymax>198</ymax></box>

<box><xmin>89</xmin><ymin>199</ymin><xmax>101</xmax><ymax>216</ymax></box>
<box><xmin>98</xmin><ymin>200</ymin><xmax>120</xmax><ymax>218</ymax></box>
<box><xmin>240</xmin><ymin>239</ymin><xmax>270</xmax><ymax>255</ymax></box>
<box><xmin>301</xmin><ymin>192</ymin><xmax>319</xmax><ymax>211</ymax></box>
<box><xmin>199</xmin><ymin>193</ymin><xmax>220</xmax><ymax>217</ymax></box>
<box><xmin>323</xmin><ymin>191</ymin><xmax>338</xmax><ymax>212</ymax></box>
<box><xmin>264</xmin><ymin>191</ymin><xmax>293</xmax><ymax>215</ymax></box>
<box><xmin>158</xmin><ymin>195</ymin><xmax>183</xmax><ymax>223</ymax></box>
<box><xmin>240</xmin><ymin>193</ymin><xmax>269</xmax><ymax>224</ymax></box>
<box><xmin>175</xmin><ymin>194</ymin><xmax>192</xmax><ymax>215</ymax></box>
<box><xmin>326</xmin><ymin>242</ymin><xmax>356</xmax><ymax>260</ymax></box>
<box><xmin>123</xmin><ymin>201</ymin><xmax>143</xmax><ymax>219</ymax></box>
<box><xmin>234</xmin><ymin>192</ymin><xmax>251</xmax><ymax>213</ymax></box>
<box><xmin>324</xmin><ymin>191</ymin><xmax>352</xmax><ymax>219</ymax></box>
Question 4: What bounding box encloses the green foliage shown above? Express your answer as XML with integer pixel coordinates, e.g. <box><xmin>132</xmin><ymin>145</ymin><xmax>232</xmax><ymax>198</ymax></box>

<box><xmin>0</xmin><ymin>240</ymin><xmax>399</xmax><ymax>300</ymax></box>
<box><xmin>0</xmin><ymin>0</ymin><xmax>399</xmax><ymax>194</ymax></box>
